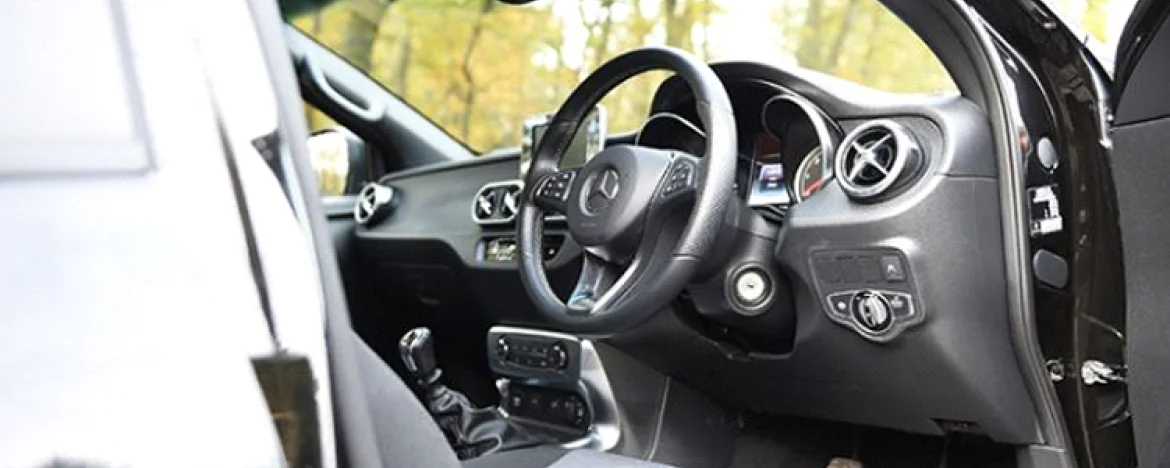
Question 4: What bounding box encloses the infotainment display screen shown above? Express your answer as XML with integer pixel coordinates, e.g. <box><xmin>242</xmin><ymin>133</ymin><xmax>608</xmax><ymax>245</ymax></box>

<box><xmin>519</xmin><ymin>106</ymin><xmax>606</xmax><ymax>180</ymax></box>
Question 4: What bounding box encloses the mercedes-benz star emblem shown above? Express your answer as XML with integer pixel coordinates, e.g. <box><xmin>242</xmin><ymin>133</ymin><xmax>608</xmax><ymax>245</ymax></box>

<box><xmin>585</xmin><ymin>168</ymin><xmax>620</xmax><ymax>213</ymax></box>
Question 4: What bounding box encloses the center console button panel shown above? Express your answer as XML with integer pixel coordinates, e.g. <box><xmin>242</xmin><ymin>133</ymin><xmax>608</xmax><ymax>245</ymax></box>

<box><xmin>487</xmin><ymin>326</ymin><xmax>620</xmax><ymax>451</ymax></box>
<box><xmin>503</xmin><ymin>383</ymin><xmax>592</xmax><ymax>432</ymax></box>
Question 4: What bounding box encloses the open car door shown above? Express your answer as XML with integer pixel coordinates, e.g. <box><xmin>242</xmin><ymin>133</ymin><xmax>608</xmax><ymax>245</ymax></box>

<box><xmin>1111</xmin><ymin>0</ymin><xmax>1170</xmax><ymax>466</ymax></box>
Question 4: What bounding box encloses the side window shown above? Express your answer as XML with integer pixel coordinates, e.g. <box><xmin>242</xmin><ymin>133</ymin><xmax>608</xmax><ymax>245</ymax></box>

<box><xmin>304</xmin><ymin>104</ymin><xmax>351</xmax><ymax>197</ymax></box>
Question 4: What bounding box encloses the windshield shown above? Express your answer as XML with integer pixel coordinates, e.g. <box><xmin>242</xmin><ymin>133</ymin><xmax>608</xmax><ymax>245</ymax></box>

<box><xmin>289</xmin><ymin>0</ymin><xmax>956</xmax><ymax>153</ymax></box>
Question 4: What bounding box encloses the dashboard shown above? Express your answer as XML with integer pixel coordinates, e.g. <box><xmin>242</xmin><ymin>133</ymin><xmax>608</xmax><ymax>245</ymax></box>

<box><xmin>356</xmin><ymin>62</ymin><xmax>1038</xmax><ymax>447</ymax></box>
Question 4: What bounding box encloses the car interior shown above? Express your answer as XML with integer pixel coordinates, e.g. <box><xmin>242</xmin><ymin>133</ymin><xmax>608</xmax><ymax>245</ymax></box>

<box><xmin>260</xmin><ymin>0</ymin><xmax>1169</xmax><ymax>466</ymax></box>
<box><xmin>8</xmin><ymin>0</ymin><xmax>1170</xmax><ymax>465</ymax></box>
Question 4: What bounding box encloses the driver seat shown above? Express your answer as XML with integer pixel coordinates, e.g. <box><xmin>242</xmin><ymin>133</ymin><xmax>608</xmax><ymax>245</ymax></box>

<box><xmin>234</xmin><ymin>113</ymin><xmax>670</xmax><ymax>468</ymax></box>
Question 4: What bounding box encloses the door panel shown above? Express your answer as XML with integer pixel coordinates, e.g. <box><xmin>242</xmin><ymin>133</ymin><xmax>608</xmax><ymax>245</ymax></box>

<box><xmin>1113</xmin><ymin>1</ymin><xmax>1170</xmax><ymax>465</ymax></box>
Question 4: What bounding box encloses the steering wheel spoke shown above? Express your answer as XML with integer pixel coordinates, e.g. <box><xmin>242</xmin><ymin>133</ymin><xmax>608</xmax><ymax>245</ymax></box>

<box><xmin>567</xmin><ymin>251</ymin><xmax>620</xmax><ymax>313</ymax></box>
<box><xmin>531</xmin><ymin>168</ymin><xmax>578</xmax><ymax>214</ymax></box>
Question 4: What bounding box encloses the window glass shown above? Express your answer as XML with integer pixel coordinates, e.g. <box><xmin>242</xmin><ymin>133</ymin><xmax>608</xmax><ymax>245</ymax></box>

<box><xmin>290</xmin><ymin>0</ymin><xmax>956</xmax><ymax>154</ymax></box>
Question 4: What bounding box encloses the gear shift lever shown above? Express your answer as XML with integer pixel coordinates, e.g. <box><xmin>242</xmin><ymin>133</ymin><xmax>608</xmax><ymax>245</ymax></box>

<box><xmin>397</xmin><ymin>327</ymin><xmax>548</xmax><ymax>459</ymax></box>
<box><xmin>399</xmin><ymin>327</ymin><xmax>440</xmax><ymax>386</ymax></box>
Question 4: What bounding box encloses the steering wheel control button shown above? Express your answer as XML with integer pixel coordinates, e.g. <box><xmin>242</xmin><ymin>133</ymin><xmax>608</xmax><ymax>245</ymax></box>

<box><xmin>879</xmin><ymin>255</ymin><xmax>906</xmax><ymax>282</ymax></box>
<box><xmin>537</xmin><ymin>172</ymin><xmax>574</xmax><ymax>202</ymax></box>
<box><xmin>851</xmin><ymin>291</ymin><xmax>893</xmax><ymax>334</ymax></box>
<box><xmin>661</xmin><ymin>161</ymin><xmax>696</xmax><ymax>198</ymax></box>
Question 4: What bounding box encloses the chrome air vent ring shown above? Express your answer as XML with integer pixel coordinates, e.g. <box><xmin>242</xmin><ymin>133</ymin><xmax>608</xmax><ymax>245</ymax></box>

<box><xmin>834</xmin><ymin>120</ymin><xmax>922</xmax><ymax>201</ymax></box>
<box><xmin>354</xmin><ymin>182</ymin><xmax>398</xmax><ymax>226</ymax></box>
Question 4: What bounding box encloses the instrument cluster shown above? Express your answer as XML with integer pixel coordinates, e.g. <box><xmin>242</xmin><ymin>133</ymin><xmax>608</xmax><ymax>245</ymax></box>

<box><xmin>635</xmin><ymin>92</ymin><xmax>840</xmax><ymax>219</ymax></box>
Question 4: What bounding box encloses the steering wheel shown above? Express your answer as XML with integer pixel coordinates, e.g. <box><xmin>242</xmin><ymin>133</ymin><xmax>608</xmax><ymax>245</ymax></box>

<box><xmin>518</xmin><ymin>47</ymin><xmax>737</xmax><ymax>335</ymax></box>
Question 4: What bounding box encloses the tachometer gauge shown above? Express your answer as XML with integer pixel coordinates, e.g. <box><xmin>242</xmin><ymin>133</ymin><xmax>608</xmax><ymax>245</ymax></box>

<box><xmin>793</xmin><ymin>148</ymin><xmax>829</xmax><ymax>202</ymax></box>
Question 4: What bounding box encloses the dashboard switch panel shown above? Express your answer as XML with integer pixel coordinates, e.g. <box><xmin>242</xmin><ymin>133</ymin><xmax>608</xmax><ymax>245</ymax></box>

<box><xmin>811</xmin><ymin>249</ymin><xmax>923</xmax><ymax>342</ymax></box>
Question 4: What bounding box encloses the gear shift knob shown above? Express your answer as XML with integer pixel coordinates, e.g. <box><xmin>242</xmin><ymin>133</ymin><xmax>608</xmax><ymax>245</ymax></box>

<box><xmin>399</xmin><ymin>327</ymin><xmax>439</xmax><ymax>384</ymax></box>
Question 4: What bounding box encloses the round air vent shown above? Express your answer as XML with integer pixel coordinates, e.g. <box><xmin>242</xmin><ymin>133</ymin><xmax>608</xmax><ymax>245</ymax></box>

<box><xmin>834</xmin><ymin>120</ymin><xmax>922</xmax><ymax>201</ymax></box>
<box><xmin>472</xmin><ymin>181</ymin><xmax>524</xmax><ymax>225</ymax></box>
<box><xmin>354</xmin><ymin>182</ymin><xmax>397</xmax><ymax>226</ymax></box>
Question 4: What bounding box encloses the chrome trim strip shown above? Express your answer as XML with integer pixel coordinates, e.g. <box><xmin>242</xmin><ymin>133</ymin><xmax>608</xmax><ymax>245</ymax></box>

<box><xmin>644</xmin><ymin>377</ymin><xmax>672</xmax><ymax>461</ymax></box>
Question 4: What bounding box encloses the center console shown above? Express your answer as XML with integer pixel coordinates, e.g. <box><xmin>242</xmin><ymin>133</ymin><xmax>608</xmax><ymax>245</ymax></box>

<box><xmin>486</xmin><ymin>326</ymin><xmax>621</xmax><ymax>451</ymax></box>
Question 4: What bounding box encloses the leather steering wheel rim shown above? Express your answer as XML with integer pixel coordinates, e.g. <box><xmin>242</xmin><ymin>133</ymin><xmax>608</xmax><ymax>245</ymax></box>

<box><xmin>517</xmin><ymin>46</ymin><xmax>737</xmax><ymax>336</ymax></box>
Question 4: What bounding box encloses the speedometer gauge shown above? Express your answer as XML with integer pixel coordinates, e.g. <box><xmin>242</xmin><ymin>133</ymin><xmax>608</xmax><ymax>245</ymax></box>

<box><xmin>793</xmin><ymin>148</ymin><xmax>829</xmax><ymax>202</ymax></box>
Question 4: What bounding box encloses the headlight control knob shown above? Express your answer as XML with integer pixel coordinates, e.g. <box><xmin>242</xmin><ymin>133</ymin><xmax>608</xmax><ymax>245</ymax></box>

<box><xmin>851</xmin><ymin>291</ymin><xmax>893</xmax><ymax>333</ymax></box>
